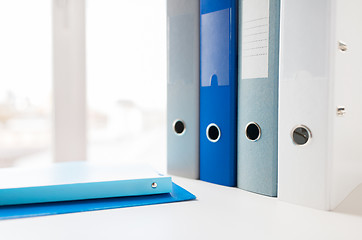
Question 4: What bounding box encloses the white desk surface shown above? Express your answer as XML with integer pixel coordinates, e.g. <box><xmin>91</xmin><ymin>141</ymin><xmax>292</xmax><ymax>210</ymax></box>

<box><xmin>1</xmin><ymin>176</ymin><xmax>362</xmax><ymax>240</ymax></box>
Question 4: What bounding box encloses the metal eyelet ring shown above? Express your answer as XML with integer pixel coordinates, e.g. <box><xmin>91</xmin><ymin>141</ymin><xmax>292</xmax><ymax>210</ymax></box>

<box><xmin>291</xmin><ymin>125</ymin><xmax>312</xmax><ymax>146</ymax></box>
<box><xmin>173</xmin><ymin>119</ymin><xmax>186</xmax><ymax>135</ymax></box>
<box><xmin>245</xmin><ymin>122</ymin><xmax>261</xmax><ymax>141</ymax></box>
<box><xmin>206</xmin><ymin>123</ymin><xmax>221</xmax><ymax>143</ymax></box>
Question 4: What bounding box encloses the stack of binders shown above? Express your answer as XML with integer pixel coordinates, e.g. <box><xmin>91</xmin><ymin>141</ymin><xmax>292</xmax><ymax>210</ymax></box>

<box><xmin>167</xmin><ymin>0</ymin><xmax>362</xmax><ymax>210</ymax></box>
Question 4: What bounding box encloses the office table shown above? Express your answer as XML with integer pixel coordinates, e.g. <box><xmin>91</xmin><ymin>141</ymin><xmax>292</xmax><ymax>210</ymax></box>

<box><xmin>0</xmin><ymin>176</ymin><xmax>361</xmax><ymax>240</ymax></box>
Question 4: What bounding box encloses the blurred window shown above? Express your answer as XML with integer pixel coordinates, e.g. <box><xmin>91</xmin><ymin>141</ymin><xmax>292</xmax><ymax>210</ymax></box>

<box><xmin>0</xmin><ymin>0</ymin><xmax>167</xmax><ymax>173</ymax></box>
<box><xmin>0</xmin><ymin>0</ymin><xmax>52</xmax><ymax>168</ymax></box>
<box><xmin>86</xmin><ymin>0</ymin><xmax>166</xmax><ymax>173</ymax></box>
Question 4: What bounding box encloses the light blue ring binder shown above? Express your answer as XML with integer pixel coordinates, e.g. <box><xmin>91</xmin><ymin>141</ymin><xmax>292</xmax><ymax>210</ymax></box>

<box><xmin>237</xmin><ymin>0</ymin><xmax>280</xmax><ymax>197</ymax></box>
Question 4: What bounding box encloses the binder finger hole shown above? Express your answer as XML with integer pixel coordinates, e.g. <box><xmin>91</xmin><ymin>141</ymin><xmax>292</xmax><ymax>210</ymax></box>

<box><xmin>206</xmin><ymin>123</ymin><xmax>221</xmax><ymax>143</ymax></box>
<box><xmin>173</xmin><ymin>120</ymin><xmax>186</xmax><ymax>135</ymax></box>
<box><xmin>292</xmin><ymin>125</ymin><xmax>311</xmax><ymax>145</ymax></box>
<box><xmin>245</xmin><ymin>122</ymin><xmax>261</xmax><ymax>141</ymax></box>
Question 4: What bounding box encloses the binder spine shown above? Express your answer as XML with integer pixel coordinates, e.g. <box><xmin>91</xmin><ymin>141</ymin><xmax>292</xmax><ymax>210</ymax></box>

<box><xmin>167</xmin><ymin>0</ymin><xmax>200</xmax><ymax>179</ymax></box>
<box><xmin>237</xmin><ymin>0</ymin><xmax>280</xmax><ymax>197</ymax></box>
<box><xmin>199</xmin><ymin>0</ymin><xmax>238</xmax><ymax>186</ymax></box>
<box><xmin>329</xmin><ymin>0</ymin><xmax>362</xmax><ymax>210</ymax></box>
<box><xmin>278</xmin><ymin>0</ymin><xmax>332</xmax><ymax>209</ymax></box>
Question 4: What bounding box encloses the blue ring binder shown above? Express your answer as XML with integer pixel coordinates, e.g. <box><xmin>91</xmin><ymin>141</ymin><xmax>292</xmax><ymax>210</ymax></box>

<box><xmin>200</xmin><ymin>0</ymin><xmax>238</xmax><ymax>187</ymax></box>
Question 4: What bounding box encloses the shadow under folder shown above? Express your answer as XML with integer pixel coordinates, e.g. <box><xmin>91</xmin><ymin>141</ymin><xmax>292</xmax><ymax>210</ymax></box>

<box><xmin>334</xmin><ymin>183</ymin><xmax>362</xmax><ymax>217</ymax></box>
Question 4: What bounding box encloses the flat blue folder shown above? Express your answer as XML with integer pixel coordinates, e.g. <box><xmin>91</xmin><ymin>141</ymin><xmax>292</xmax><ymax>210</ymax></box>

<box><xmin>0</xmin><ymin>183</ymin><xmax>195</xmax><ymax>220</ymax></box>
<box><xmin>0</xmin><ymin>162</ymin><xmax>173</xmax><ymax>206</ymax></box>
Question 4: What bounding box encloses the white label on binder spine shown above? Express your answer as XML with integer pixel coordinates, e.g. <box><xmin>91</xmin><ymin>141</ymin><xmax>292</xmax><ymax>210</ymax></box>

<box><xmin>241</xmin><ymin>0</ymin><xmax>269</xmax><ymax>79</ymax></box>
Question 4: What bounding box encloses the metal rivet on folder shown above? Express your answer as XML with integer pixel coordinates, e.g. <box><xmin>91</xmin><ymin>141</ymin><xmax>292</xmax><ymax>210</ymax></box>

<box><xmin>151</xmin><ymin>182</ymin><xmax>157</xmax><ymax>188</ymax></box>
<box><xmin>337</xmin><ymin>106</ymin><xmax>346</xmax><ymax>116</ymax></box>
<box><xmin>173</xmin><ymin>119</ymin><xmax>186</xmax><ymax>135</ymax></box>
<box><xmin>292</xmin><ymin>125</ymin><xmax>312</xmax><ymax>146</ymax></box>
<box><xmin>338</xmin><ymin>41</ymin><xmax>347</xmax><ymax>52</ymax></box>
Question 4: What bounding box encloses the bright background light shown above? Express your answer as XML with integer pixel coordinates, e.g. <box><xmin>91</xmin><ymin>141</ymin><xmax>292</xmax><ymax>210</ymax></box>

<box><xmin>86</xmin><ymin>0</ymin><xmax>167</xmax><ymax>172</ymax></box>
<box><xmin>0</xmin><ymin>0</ymin><xmax>167</xmax><ymax>173</ymax></box>
<box><xmin>0</xmin><ymin>0</ymin><xmax>52</xmax><ymax>168</ymax></box>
